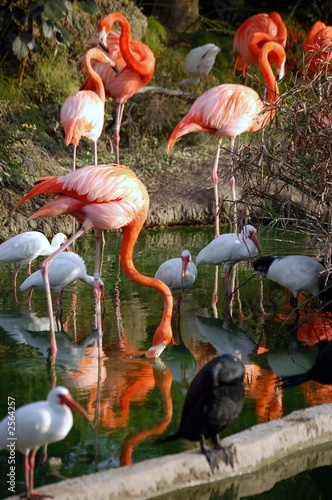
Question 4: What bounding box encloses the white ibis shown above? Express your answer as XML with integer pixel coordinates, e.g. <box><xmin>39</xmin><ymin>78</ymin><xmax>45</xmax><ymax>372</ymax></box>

<box><xmin>196</xmin><ymin>225</ymin><xmax>262</xmax><ymax>278</ymax></box>
<box><xmin>20</xmin><ymin>251</ymin><xmax>104</xmax><ymax>312</ymax></box>
<box><xmin>0</xmin><ymin>231</ymin><xmax>67</xmax><ymax>289</ymax></box>
<box><xmin>253</xmin><ymin>255</ymin><xmax>329</xmax><ymax>312</ymax></box>
<box><xmin>0</xmin><ymin>386</ymin><xmax>90</xmax><ymax>499</ymax></box>
<box><xmin>179</xmin><ymin>43</ymin><xmax>221</xmax><ymax>92</ymax></box>
<box><xmin>155</xmin><ymin>250</ymin><xmax>197</xmax><ymax>310</ymax></box>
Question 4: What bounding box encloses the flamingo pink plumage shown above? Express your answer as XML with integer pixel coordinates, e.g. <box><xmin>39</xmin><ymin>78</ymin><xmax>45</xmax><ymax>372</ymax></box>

<box><xmin>61</xmin><ymin>48</ymin><xmax>117</xmax><ymax>171</ymax></box>
<box><xmin>303</xmin><ymin>21</ymin><xmax>332</xmax><ymax>72</ymax></box>
<box><xmin>168</xmin><ymin>41</ymin><xmax>286</xmax><ymax>236</ymax></box>
<box><xmin>13</xmin><ymin>163</ymin><xmax>173</xmax><ymax>364</ymax></box>
<box><xmin>82</xmin><ymin>12</ymin><xmax>156</xmax><ymax>164</ymax></box>
<box><xmin>233</xmin><ymin>12</ymin><xmax>287</xmax><ymax>82</ymax></box>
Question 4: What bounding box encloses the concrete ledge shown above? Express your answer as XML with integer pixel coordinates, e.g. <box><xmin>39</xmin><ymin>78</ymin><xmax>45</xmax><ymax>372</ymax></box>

<box><xmin>6</xmin><ymin>403</ymin><xmax>332</xmax><ymax>499</ymax></box>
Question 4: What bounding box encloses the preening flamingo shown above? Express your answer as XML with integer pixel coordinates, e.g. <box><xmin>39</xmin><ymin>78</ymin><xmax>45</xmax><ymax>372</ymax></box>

<box><xmin>253</xmin><ymin>255</ymin><xmax>329</xmax><ymax>312</ymax></box>
<box><xmin>233</xmin><ymin>12</ymin><xmax>287</xmax><ymax>82</ymax></box>
<box><xmin>0</xmin><ymin>386</ymin><xmax>90</xmax><ymax>499</ymax></box>
<box><xmin>179</xmin><ymin>44</ymin><xmax>221</xmax><ymax>92</ymax></box>
<box><xmin>82</xmin><ymin>12</ymin><xmax>155</xmax><ymax>164</ymax></box>
<box><xmin>157</xmin><ymin>354</ymin><xmax>245</xmax><ymax>471</ymax></box>
<box><xmin>168</xmin><ymin>42</ymin><xmax>285</xmax><ymax>236</ymax></box>
<box><xmin>13</xmin><ymin>163</ymin><xmax>173</xmax><ymax>364</ymax></box>
<box><xmin>20</xmin><ymin>251</ymin><xmax>104</xmax><ymax>312</ymax></box>
<box><xmin>61</xmin><ymin>48</ymin><xmax>118</xmax><ymax>171</ymax></box>
<box><xmin>155</xmin><ymin>249</ymin><xmax>198</xmax><ymax>310</ymax></box>
<box><xmin>303</xmin><ymin>21</ymin><xmax>332</xmax><ymax>72</ymax></box>
<box><xmin>0</xmin><ymin>231</ymin><xmax>67</xmax><ymax>289</ymax></box>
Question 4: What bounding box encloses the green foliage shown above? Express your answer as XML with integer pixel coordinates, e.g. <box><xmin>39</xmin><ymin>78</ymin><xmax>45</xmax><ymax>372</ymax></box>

<box><xmin>0</xmin><ymin>0</ymin><xmax>98</xmax><ymax>81</ymax></box>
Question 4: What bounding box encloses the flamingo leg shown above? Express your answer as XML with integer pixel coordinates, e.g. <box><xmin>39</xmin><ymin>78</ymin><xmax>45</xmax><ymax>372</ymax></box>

<box><xmin>212</xmin><ymin>137</ymin><xmax>222</xmax><ymax>238</ymax></box>
<box><xmin>40</xmin><ymin>226</ymin><xmax>87</xmax><ymax>365</ymax></box>
<box><xmin>93</xmin><ymin>232</ymin><xmax>104</xmax><ymax>358</ymax></box>
<box><xmin>229</xmin><ymin>137</ymin><xmax>237</xmax><ymax>233</ymax></box>
<box><xmin>211</xmin><ymin>265</ymin><xmax>219</xmax><ymax>318</ymax></box>
<box><xmin>93</xmin><ymin>140</ymin><xmax>98</xmax><ymax>166</ymax></box>
<box><xmin>114</xmin><ymin>103</ymin><xmax>125</xmax><ymax>164</ymax></box>
<box><xmin>13</xmin><ymin>265</ymin><xmax>21</xmax><ymax>290</ymax></box>
<box><xmin>72</xmin><ymin>145</ymin><xmax>77</xmax><ymax>171</ymax></box>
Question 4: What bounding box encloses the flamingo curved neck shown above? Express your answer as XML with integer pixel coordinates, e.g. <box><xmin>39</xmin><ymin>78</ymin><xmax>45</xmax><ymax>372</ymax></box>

<box><xmin>85</xmin><ymin>50</ymin><xmax>105</xmax><ymax>101</ymax></box>
<box><xmin>257</xmin><ymin>42</ymin><xmax>281</xmax><ymax>104</ymax></box>
<box><xmin>120</xmin><ymin>211</ymin><xmax>173</xmax><ymax>345</ymax></box>
<box><xmin>100</xmin><ymin>12</ymin><xmax>149</xmax><ymax>76</ymax></box>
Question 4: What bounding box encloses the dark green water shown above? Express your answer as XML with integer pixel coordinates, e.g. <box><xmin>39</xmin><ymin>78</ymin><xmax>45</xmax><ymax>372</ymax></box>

<box><xmin>0</xmin><ymin>225</ymin><xmax>331</xmax><ymax>499</ymax></box>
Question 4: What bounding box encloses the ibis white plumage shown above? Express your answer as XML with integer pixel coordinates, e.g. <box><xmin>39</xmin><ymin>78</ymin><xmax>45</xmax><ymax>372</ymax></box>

<box><xmin>0</xmin><ymin>231</ymin><xmax>67</xmax><ymax>288</ymax></box>
<box><xmin>253</xmin><ymin>255</ymin><xmax>329</xmax><ymax>310</ymax></box>
<box><xmin>179</xmin><ymin>44</ymin><xmax>221</xmax><ymax>92</ymax></box>
<box><xmin>0</xmin><ymin>386</ymin><xmax>90</xmax><ymax>499</ymax></box>
<box><xmin>155</xmin><ymin>249</ymin><xmax>197</xmax><ymax>309</ymax></box>
<box><xmin>196</xmin><ymin>225</ymin><xmax>262</xmax><ymax>275</ymax></box>
<box><xmin>20</xmin><ymin>251</ymin><xmax>104</xmax><ymax>311</ymax></box>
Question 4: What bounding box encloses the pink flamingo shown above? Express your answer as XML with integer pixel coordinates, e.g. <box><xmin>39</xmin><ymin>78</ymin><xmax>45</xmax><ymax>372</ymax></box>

<box><xmin>167</xmin><ymin>42</ymin><xmax>286</xmax><ymax>236</ymax></box>
<box><xmin>13</xmin><ymin>163</ymin><xmax>173</xmax><ymax>365</ymax></box>
<box><xmin>233</xmin><ymin>12</ymin><xmax>287</xmax><ymax>83</ymax></box>
<box><xmin>82</xmin><ymin>12</ymin><xmax>155</xmax><ymax>164</ymax></box>
<box><xmin>303</xmin><ymin>21</ymin><xmax>332</xmax><ymax>72</ymax></box>
<box><xmin>61</xmin><ymin>47</ymin><xmax>118</xmax><ymax>171</ymax></box>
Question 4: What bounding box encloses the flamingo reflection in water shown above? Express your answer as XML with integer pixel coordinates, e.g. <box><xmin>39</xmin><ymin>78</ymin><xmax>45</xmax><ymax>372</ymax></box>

<box><xmin>65</xmin><ymin>340</ymin><xmax>174</xmax><ymax>466</ymax></box>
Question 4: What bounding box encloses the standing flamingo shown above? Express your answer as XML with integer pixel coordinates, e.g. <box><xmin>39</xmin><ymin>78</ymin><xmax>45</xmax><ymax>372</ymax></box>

<box><xmin>13</xmin><ymin>163</ymin><xmax>173</xmax><ymax>364</ymax></box>
<box><xmin>0</xmin><ymin>386</ymin><xmax>90</xmax><ymax>499</ymax></box>
<box><xmin>82</xmin><ymin>12</ymin><xmax>155</xmax><ymax>164</ymax></box>
<box><xmin>303</xmin><ymin>21</ymin><xmax>332</xmax><ymax>72</ymax></box>
<box><xmin>179</xmin><ymin>44</ymin><xmax>221</xmax><ymax>92</ymax></box>
<box><xmin>155</xmin><ymin>249</ymin><xmax>198</xmax><ymax>311</ymax></box>
<box><xmin>0</xmin><ymin>231</ymin><xmax>67</xmax><ymax>290</ymax></box>
<box><xmin>233</xmin><ymin>12</ymin><xmax>287</xmax><ymax>83</ymax></box>
<box><xmin>61</xmin><ymin>48</ymin><xmax>118</xmax><ymax>171</ymax></box>
<box><xmin>167</xmin><ymin>42</ymin><xmax>286</xmax><ymax>236</ymax></box>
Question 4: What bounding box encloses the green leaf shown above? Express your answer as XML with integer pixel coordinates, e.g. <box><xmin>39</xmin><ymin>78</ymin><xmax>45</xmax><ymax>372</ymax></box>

<box><xmin>42</xmin><ymin>19</ymin><xmax>53</xmax><ymax>39</ymax></box>
<box><xmin>28</xmin><ymin>2</ymin><xmax>45</xmax><ymax>19</ymax></box>
<box><xmin>77</xmin><ymin>0</ymin><xmax>98</xmax><ymax>15</ymax></box>
<box><xmin>12</xmin><ymin>35</ymin><xmax>29</xmax><ymax>59</ymax></box>
<box><xmin>43</xmin><ymin>2</ymin><xmax>68</xmax><ymax>24</ymax></box>
<box><xmin>54</xmin><ymin>23</ymin><xmax>71</xmax><ymax>46</ymax></box>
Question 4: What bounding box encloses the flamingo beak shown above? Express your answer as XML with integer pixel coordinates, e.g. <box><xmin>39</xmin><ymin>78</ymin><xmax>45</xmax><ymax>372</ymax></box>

<box><xmin>249</xmin><ymin>231</ymin><xmax>262</xmax><ymax>254</ymax></box>
<box><xmin>99</xmin><ymin>28</ymin><xmax>109</xmax><ymax>53</ymax></box>
<box><xmin>145</xmin><ymin>341</ymin><xmax>167</xmax><ymax>358</ymax></box>
<box><xmin>277</xmin><ymin>60</ymin><xmax>285</xmax><ymax>82</ymax></box>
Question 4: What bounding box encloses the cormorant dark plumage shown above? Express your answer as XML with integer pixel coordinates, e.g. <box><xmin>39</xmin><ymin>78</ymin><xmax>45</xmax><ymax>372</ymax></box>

<box><xmin>157</xmin><ymin>354</ymin><xmax>245</xmax><ymax>471</ymax></box>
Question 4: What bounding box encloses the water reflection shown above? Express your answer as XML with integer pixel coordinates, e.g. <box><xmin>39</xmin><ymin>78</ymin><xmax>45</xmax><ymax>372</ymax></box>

<box><xmin>1</xmin><ymin>225</ymin><xmax>332</xmax><ymax>496</ymax></box>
